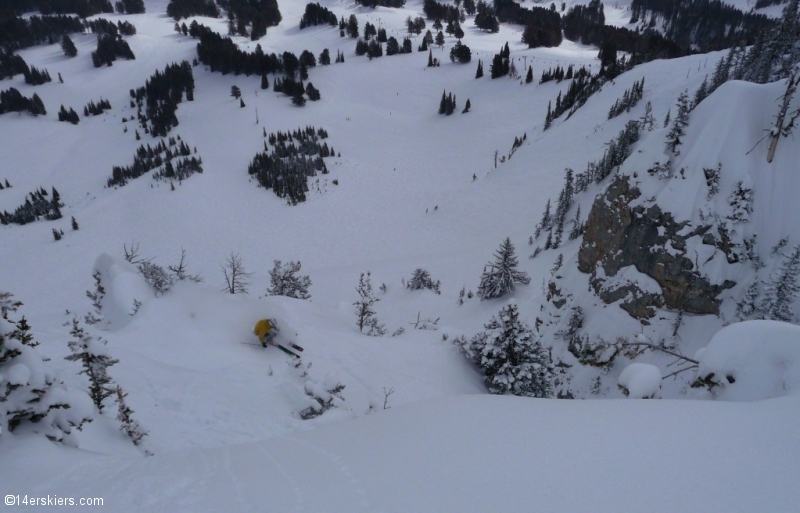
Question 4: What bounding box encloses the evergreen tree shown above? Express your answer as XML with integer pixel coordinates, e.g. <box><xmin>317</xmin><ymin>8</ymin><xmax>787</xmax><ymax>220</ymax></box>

<box><xmin>267</xmin><ymin>260</ymin><xmax>312</xmax><ymax>300</ymax></box>
<box><xmin>640</xmin><ymin>101</ymin><xmax>655</xmax><ymax>131</ymax></box>
<box><xmin>1</xmin><ymin>299</ymin><xmax>90</xmax><ymax>443</ymax></box>
<box><xmin>759</xmin><ymin>244</ymin><xmax>800</xmax><ymax>322</ymax></box>
<box><xmin>260</xmin><ymin>73</ymin><xmax>269</xmax><ymax>89</ymax></box>
<box><xmin>406</xmin><ymin>268</ymin><xmax>441</xmax><ymax>294</ymax></box>
<box><xmin>469</xmin><ymin>303</ymin><xmax>553</xmax><ymax>397</ymax></box>
<box><xmin>354</xmin><ymin>272</ymin><xmax>385</xmax><ymax>335</ymax></box>
<box><xmin>462</xmin><ymin>98</ymin><xmax>471</xmax><ymax>113</ymax></box>
<box><xmin>475</xmin><ymin>59</ymin><xmax>484</xmax><ymax>78</ymax></box>
<box><xmin>65</xmin><ymin>318</ymin><xmax>119</xmax><ymax>413</ymax></box>
<box><xmin>230</xmin><ymin>85</ymin><xmax>241</xmax><ymax>99</ymax></box>
<box><xmin>319</xmin><ymin>48</ymin><xmax>331</xmax><ymax>65</ymax></box>
<box><xmin>525</xmin><ymin>65</ymin><xmax>533</xmax><ymax>83</ymax></box>
<box><xmin>477</xmin><ymin>238</ymin><xmax>531</xmax><ymax>299</ymax></box>
<box><xmin>115</xmin><ymin>385</ymin><xmax>148</xmax><ymax>446</ymax></box>
<box><xmin>61</xmin><ymin>34</ymin><xmax>77</xmax><ymax>57</ymax></box>
<box><xmin>666</xmin><ymin>90</ymin><xmax>690</xmax><ymax>154</ymax></box>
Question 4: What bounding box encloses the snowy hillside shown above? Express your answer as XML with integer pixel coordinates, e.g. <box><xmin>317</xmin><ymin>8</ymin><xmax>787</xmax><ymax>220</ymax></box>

<box><xmin>2</xmin><ymin>0</ymin><xmax>800</xmax><ymax>509</ymax></box>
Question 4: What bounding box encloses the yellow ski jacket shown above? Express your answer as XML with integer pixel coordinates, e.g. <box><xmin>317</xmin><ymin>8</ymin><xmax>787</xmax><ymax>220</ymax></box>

<box><xmin>254</xmin><ymin>318</ymin><xmax>274</xmax><ymax>344</ymax></box>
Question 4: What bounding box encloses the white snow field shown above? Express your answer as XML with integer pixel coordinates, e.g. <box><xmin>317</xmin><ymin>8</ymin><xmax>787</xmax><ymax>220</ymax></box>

<box><xmin>2</xmin><ymin>0</ymin><xmax>800</xmax><ymax>510</ymax></box>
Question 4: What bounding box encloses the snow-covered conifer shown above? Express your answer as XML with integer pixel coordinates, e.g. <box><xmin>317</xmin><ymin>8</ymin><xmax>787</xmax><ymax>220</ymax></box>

<box><xmin>1</xmin><ymin>297</ymin><xmax>90</xmax><ymax>442</ymax></box>
<box><xmin>727</xmin><ymin>181</ymin><xmax>754</xmax><ymax>223</ymax></box>
<box><xmin>470</xmin><ymin>303</ymin><xmax>553</xmax><ymax>397</ymax></box>
<box><xmin>138</xmin><ymin>261</ymin><xmax>174</xmax><ymax>296</ymax></box>
<box><xmin>354</xmin><ymin>272</ymin><xmax>385</xmax><ymax>335</ymax></box>
<box><xmin>267</xmin><ymin>260</ymin><xmax>312</xmax><ymax>300</ymax></box>
<box><xmin>406</xmin><ymin>268</ymin><xmax>441</xmax><ymax>294</ymax></box>
<box><xmin>65</xmin><ymin>318</ymin><xmax>119</xmax><ymax>413</ymax></box>
<box><xmin>759</xmin><ymin>245</ymin><xmax>800</xmax><ymax>322</ymax></box>
<box><xmin>478</xmin><ymin>238</ymin><xmax>531</xmax><ymax>300</ymax></box>
<box><xmin>666</xmin><ymin>90</ymin><xmax>690</xmax><ymax>154</ymax></box>
<box><xmin>115</xmin><ymin>385</ymin><xmax>148</xmax><ymax>446</ymax></box>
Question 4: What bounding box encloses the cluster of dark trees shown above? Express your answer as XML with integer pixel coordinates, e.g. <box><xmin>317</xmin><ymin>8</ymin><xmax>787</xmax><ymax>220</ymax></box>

<box><xmin>539</xmin><ymin>64</ymin><xmax>576</xmax><ymax>83</ymax></box>
<box><xmin>543</xmin><ymin>66</ymin><xmax>603</xmax><ymax>128</ymax></box>
<box><xmin>340</xmin><ymin>14</ymin><xmax>359</xmax><ymax>38</ymax></box>
<box><xmin>194</xmin><ymin>23</ymin><xmax>288</xmax><ymax>75</ymax></box>
<box><xmin>406</xmin><ymin>16</ymin><xmax>426</xmax><ymax>34</ymax></box>
<box><xmin>0</xmin><ymin>87</ymin><xmax>46</xmax><ymax>116</ymax></box>
<box><xmin>166</xmin><ymin>0</ymin><xmax>219</xmax><ymax>20</ymax></box>
<box><xmin>0</xmin><ymin>13</ymin><xmax>84</xmax><ymax>51</ymax></box>
<box><xmin>356</xmin><ymin>0</ymin><xmax>405</xmax><ymax>7</ymax></box>
<box><xmin>83</xmin><ymin>98</ymin><xmax>111</xmax><ymax>116</ymax></box>
<box><xmin>608</xmin><ymin>77</ymin><xmax>645</xmax><ymax>120</ymax></box>
<box><xmin>630</xmin><ymin>0</ymin><xmax>774</xmax><ymax>51</ymax></box>
<box><xmin>491</xmin><ymin>0</ymin><xmax>563</xmax><ymax>48</ymax></box>
<box><xmin>108</xmin><ymin>136</ymin><xmax>200</xmax><ymax>187</ymax></box>
<box><xmin>438</xmin><ymin>90</ymin><xmax>458</xmax><ymax>115</ymax></box>
<box><xmin>91</xmin><ymin>33</ymin><xmax>135</xmax><ymax>67</ymax></box>
<box><xmin>86</xmin><ymin>17</ymin><xmax>136</xmax><ymax>36</ymax></box>
<box><xmin>354</xmin><ymin>38</ymin><xmax>383</xmax><ymax>59</ymax></box>
<box><xmin>192</xmin><ymin>24</ymin><xmax>328</xmax><ymax>105</ymax></box>
<box><xmin>219</xmin><ymin>0</ymin><xmax>281</xmax><ymax>40</ymax></box>
<box><xmin>248</xmin><ymin>126</ymin><xmax>334</xmax><ymax>205</ymax></box>
<box><xmin>300</xmin><ymin>2</ymin><xmax>337</xmax><ymax>29</ymax></box>
<box><xmin>24</xmin><ymin>64</ymin><xmax>51</xmax><ymax>84</ymax></box>
<box><xmin>4</xmin><ymin>0</ymin><xmax>113</xmax><ymax>18</ymax></box>
<box><xmin>449</xmin><ymin>40</ymin><xmax>471</xmax><ymax>63</ymax></box>
<box><xmin>113</xmin><ymin>0</ymin><xmax>144</xmax><ymax>13</ymax></box>
<box><xmin>58</xmin><ymin>104</ymin><xmax>79</xmax><ymax>124</ymax></box>
<box><xmin>0</xmin><ymin>51</ymin><xmax>27</xmax><ymax>79</ymax></box>
<box><xmin>0</xmin><ymin>179</ymin><xmax>12</xmax><ymax>189</ymax></box>
<box><xmin>489</xmin><ymin>42</ymin><xmax>511</xmax><ymax>79</ymax></box>
<box><xmin>423</xmin><ymin>0</ymin><xmax>463</xmax><ymax>24</ymax></box>
<box><xmin>130</xmin><ymin>61</ymin><xmax>194</xmax><ymax>138</ymax></box>
<box><xmin>0</xmin><ymin>187</ymin><xmax>62</xmax><ymax>226</ymax></box>
<box><xmin>474</xmin><ymin>1</ymin><xmax>499</xmax><ymax>32</ymax></box>
<box><xmin>563</xmin><ymin>0</ymin><xmax>683</xmax><ymax>64</ymax></box>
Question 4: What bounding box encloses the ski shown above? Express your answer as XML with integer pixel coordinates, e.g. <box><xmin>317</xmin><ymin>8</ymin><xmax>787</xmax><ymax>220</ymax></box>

<box><xmin>240</xmin><ymin>341</ymin><xmax>300</xmax><ymax>358</ymax></box>
<box><xmin>288</xmin><ymin>342</ymin><xmax>304</xmax><ymax>352</ymax></box>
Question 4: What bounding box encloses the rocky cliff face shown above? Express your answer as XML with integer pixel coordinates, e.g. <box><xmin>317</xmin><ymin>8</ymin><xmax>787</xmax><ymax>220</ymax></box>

<box><xmin>577</xmin><ymin>175</ymin><xmax>734</xmax><ymax>319</ymax></box>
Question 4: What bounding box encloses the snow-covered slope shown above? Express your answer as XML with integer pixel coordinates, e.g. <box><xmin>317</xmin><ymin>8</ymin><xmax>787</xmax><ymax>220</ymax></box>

<box><xmin>4</xmin><ymin>392</ymin><xmax>800</xmax><ymax>512</ymax></box>
<box><xmin>2</xmin><ymin>0</ymin><xmax>800</xmax><ymax>508</ymax></box>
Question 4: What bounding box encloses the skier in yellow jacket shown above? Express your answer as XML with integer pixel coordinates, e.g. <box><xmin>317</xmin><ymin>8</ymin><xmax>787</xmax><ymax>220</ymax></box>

<box><xmin>254</xmin><ymin>318</ymin><xmax>280</xmax><ymax>347</ymax></box>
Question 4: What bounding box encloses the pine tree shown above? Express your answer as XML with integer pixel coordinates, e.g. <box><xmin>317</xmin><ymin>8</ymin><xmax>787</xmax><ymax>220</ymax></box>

<box><xmin>666</xmin><ymin>91</ymin><xmax>690</xmax><ymax>154</ymax></box>
<box><xmin>476</xmin><ymin>59</ymin><xmax>484</xmax><ymax>78</ymax></box>
<box><xmin>478</xmin><ymin>238</ymin><xmax>531</xmax><ymax>300</ymax></box>
<box><xmin>759</xmin><ymin>245</ymin><xmax>800</xmax><ymax>322</ymax></box>
<box><xmin>115</xmin><ymin>385</ymin><xmax>148</xmax><ymax>446</ymax></box>
<box><xmin>61</xmin><ymin>35</ymin><xmax>78</xmax><ymax>57</ymax></box>
<box><xmin>470</xmin><ymin>303</ymin><xmax>553</xmax><ymax>397</ymax></box>
<box><xmin>267</xmin><ymin>260</ymin><xmax>312</xmax><ymax>299</ymax></box>
<box><xmin>1</xmin><ymin>300</ymin><xmax>90</xmax><ymax>443</ymax></box>
<box><xmin>406</xmin><ymin>268</ymin><xmax>441</xmax><ymax>294</ymax></box>
<box><xmin>640</xmin><ymin>101</ymin><xmax>655</xmax><ymax>131</ymax></box>
<box><xmin>260</xmin><ymin>73</ymin><xmax>269</xmax><ymax>90</ymax></box>
<box><xmin>438</xmin><ymin>89</ymin><xmax>447</xmax><ymax>114</ymax></box>
<box><xmin>354</xmin><ymin>272</ymin><xmax>385</xmax><ymax>335</ymax></box>
<box><xmin>64</xmin><ymin>318</ymin><xmax>119</xmax><ymax>413</ymax></box>
<box><xmin>525</xmin><ymin>65</ymin><xmax>533</xmax><ymax>83</ymax></box>
<box><xmin>231</xmin><ymin>85</ymin><xmax>241</xmax><ymax>99</ymax></box>
<box><xmin>462</xmin><ymin>98</ymin><xmax>471</xmax><ymax>113</ymax></box>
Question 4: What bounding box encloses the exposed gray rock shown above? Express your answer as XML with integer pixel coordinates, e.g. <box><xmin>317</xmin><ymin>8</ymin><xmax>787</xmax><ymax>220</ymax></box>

<box><xmin>578</xmin><ymin>175</ymin><xmax>734</xmax><ymax>317</ymax></box>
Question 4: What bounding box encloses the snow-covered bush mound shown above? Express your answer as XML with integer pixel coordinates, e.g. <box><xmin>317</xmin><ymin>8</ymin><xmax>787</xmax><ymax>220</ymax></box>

<box><xmin>618</xmin><ymin>363</ymin><xmax>662</xmax><ymax>398</ymax></box>
<box><xmin>694</xmin><ymin>320</ymin><xmax>800</xmax><ymax>401</ymax></box>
